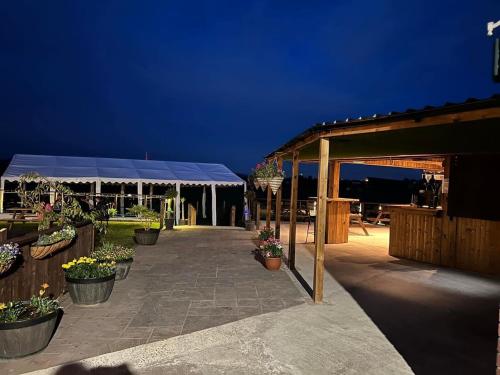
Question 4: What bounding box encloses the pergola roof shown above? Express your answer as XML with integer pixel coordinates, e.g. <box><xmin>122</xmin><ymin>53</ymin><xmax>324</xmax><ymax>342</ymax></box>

<box><xmin>268</xmin><ymin>94</ymin><xmax>500</xmax><ymax>161</ymax></box>
<box><xmin>1</xmin><ymin>154</ymin><xmax>245</xmax><ymax>186</ymax></box>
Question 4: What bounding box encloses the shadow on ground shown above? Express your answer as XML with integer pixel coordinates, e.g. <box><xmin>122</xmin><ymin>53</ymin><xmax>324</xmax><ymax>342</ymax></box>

<box><xmin>54</xmin><ymin>363</ymin><xmax>134</xmax><ymax>374</ymax></box>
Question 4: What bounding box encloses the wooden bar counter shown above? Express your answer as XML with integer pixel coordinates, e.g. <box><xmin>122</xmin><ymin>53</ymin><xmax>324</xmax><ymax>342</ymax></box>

<box><xmin>326</xmin><ymin>198</ymin><xmax>358</xmax><ymax>244</ymax></box>
<box><xmin>388</xmin><ymin>205</ymin><xmax>443</xmax><ymax>264</ymax></box>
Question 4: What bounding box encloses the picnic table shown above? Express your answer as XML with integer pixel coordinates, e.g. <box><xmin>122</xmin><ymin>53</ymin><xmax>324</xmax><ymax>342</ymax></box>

<box><xmin>4</xmin><ymin>208</ymin><xmax>39</xmax><ymax>230</ymax></box>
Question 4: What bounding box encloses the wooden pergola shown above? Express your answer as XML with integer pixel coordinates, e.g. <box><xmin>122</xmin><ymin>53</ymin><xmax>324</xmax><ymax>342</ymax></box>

<box><xmin>264</xmin><ymin>95</ymin><xmax>500</xmax><ymax>303</ymax></box>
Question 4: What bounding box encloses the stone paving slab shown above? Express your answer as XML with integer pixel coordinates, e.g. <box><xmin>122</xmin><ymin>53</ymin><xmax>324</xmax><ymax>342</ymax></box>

<box><xmin>0</xmin><ymin>228</ymin><xmax>307</xmax><ymax>374</ymax></box>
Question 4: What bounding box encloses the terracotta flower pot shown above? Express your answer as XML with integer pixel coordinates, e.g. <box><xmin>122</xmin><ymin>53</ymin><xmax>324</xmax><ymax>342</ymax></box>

<box><xmin>264</xmin><ymin>257</ymin><xmax>281</xmax><ymax>271</ymax></box>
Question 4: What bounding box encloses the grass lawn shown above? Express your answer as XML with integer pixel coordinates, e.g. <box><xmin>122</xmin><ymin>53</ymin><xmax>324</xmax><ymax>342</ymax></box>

<box><xmin>102</xmin><ymin>221</ymin><xmax>160</xmax><ymax>247</ymax></box>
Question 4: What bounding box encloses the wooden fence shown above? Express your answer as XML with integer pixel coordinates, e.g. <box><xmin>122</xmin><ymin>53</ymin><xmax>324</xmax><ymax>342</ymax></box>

<box><xmin>0</xmin><ymin>222</ymin><xmax>94</xmax><ymax>302</ymax></box>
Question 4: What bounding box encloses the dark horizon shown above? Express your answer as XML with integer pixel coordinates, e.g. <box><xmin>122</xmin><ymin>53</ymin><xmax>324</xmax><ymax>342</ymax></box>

<box><xmin>1</xmin><ymin>1</ymin><xmax>499</xmax><ymax>179</ymax></box>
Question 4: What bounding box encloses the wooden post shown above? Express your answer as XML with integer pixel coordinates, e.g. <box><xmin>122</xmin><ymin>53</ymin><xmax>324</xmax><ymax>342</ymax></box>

<box><xmin>289</xmin><ymin>151</ymin><xmax>299</xmax><ymax>270</ymax></box>
<box><xmin>159</xmin><ymin>198</ymin><xmax>165</xmax><ymax>230</ymax></box>
<box><xmin>313</xmin><ymin>138</ymin><xmax>329</xmax><ymax>303</ymax></box>
<box><xmin>120</xmin><ymin>183</ymin><xmax>125</xmax><ymax>217</ymax></box>
<box><xmin>256</xmin><ymin>202</ymin><xmax>261</xmax><ymax>230</ymax></box>
<box><xmin>188</xmin><ymin>204</ymin><xmax>197</xmax><ymax>225</ymax></box>
<box><xmin>326</xmin><ymin>160</ymin><xmax>341</xmax><ymax>244</ymax></box>
<box><xmin>275</xmin><ymin>157</ymin><xmax>283</xmax><ymax>239</ymax></box>
<box><xmin>0</xmin><ymin>228</ymin><xmax>7</xmax><ymax>243</ymax></box>
<box><xmin>230</xmin><ymin>205</ymin><xmax>236</xmax><ymax>226</ymax></box>
<box><xmin>266</xmin><ymin>184</ymin><xmax>272</xmax><ymax>228</ymax></box>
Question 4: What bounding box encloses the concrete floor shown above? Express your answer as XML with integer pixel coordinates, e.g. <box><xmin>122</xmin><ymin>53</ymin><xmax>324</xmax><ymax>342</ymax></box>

<box><xmin>280</xmin><ymin>222</ymin><xmax>500</xmax><ymax>375</ymax></box>
<box><xmin>0</xmin><ymin>228</ymin><xmax>308</xmax><ymax>374</ymax></box>
<box><xmin>25</xmin><ymin>227</ymin><xmax>413</xmax><ymax>375</ymax></box>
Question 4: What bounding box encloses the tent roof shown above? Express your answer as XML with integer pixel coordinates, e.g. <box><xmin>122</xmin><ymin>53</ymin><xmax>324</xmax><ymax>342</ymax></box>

<box><xmin>1</xmin><ymin>154</ymin><xmax>245</xmax><ymax>186</ymax></box>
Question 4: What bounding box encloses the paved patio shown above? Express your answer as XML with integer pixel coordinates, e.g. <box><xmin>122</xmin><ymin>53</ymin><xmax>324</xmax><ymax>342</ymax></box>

<box><xmin>1</xmin><ymin>228</ymin><xmax>308</xmax><ymax>374</ymax></box>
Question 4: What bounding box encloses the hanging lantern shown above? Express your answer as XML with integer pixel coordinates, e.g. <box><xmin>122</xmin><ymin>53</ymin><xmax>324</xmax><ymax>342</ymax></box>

<box><xmin>268</xmin><ymin>176</ymin><xmax>284</xmax><ymax>195</ymax></box>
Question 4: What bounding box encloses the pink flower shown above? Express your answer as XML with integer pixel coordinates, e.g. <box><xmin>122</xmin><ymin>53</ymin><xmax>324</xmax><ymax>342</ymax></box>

<box><xmin>45</xmin><ymin>203</ymin><xmax>53</xmax><ymax>212</ymax></box>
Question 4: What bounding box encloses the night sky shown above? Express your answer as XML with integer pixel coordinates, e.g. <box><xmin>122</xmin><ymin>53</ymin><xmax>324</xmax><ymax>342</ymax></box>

<box><xmin>1</xmin><ymin>1</ymin><xmax>499</xmax><ymax>179</ymax></box>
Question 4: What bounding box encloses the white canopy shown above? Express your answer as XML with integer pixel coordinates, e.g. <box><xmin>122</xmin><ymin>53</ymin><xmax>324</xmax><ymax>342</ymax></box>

<box><xmin>1</xmin><ymin>154</ymin><xmax>245</xmax><ymax>186</ymax></box>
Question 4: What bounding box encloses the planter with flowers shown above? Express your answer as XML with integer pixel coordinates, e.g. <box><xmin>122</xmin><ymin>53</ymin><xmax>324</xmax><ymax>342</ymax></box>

<box><xmin>62</xmin><ymin>257</ymin><xmax>116</xmax><ymax>305</ymax></box>
<box><xmin>261</xmin><ymin>238</ymin><xmax>283</xmax><ymax>271</ymax></box>
<box><xmin>0</xmin><ymin>283</ymin><xmax>60</xmax><ymax>358</ymax></box>
<box><xmin>0</xmin><ymin>243</ymin><xmax>21</xmax><ymax>276</ymax></box>
<box><xmin>92</xmin><ymin>242</ymin><xmax>135</xmax><ymax>280</ymax></box>
<box><xmin>30</xmin><ymin>226</ymin><xmax>76</xmax><ymax>260</ymax></box>
<box><xmin>128</xmin><ymin>205</ymin><xmax>160</xmax><ymax>245</ymax></box>
<box><xmin>257</xmin><ymin>227</ymin><xmax>274</xmax><ymax>248</ymax></box>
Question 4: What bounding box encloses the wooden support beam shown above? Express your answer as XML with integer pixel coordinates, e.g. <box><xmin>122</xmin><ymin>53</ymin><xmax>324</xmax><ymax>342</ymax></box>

<box><xmin>230</xmin><ymin>205</ymin><xmax>236</xmax><ymax>226</ymax></box>
<box><xmin>256</xmin><ymin>202</ymin><xmax>261</xmax><ymax>230</ymax></box>
<box><xmin>266</xmin><ymin>183</ymin><xmax>272</xmax><ymax>228</ymax></box>
<box><xmin>275</xmin><ymin>157</ymin><xmax>283</xmax><ymax>239</ymax></box>
<box><xmin>326</xmin><ymin>160</ymin><xmax>341</xmax><ymax>244</ymax></box>
<box><xmin>328</xmin><ymin>160</ymin><xmax>340</xmax><ymax>199</ymax></box>
<box><xmin>313</xmin><ymin>138</ymin><xmax>329</xmax><ymax>303</ymax></box>
<box><xmin>289</xmin><ymin>151</ymin><xmax>299</xmax><ymax>270</ymax></box>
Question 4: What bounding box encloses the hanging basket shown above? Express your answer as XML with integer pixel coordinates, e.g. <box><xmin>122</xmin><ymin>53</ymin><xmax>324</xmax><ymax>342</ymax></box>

<box><xmin>0</xmin><ymin>259</ymin><xmax>15</xmax><ymax>275</ymax></box>
<box><xmin>31</xmin><ymin>239</ymin><xmax>72</xmax><ymax>260</ymax></box>
<box><xmin>268</xmin><ymin>176</ymin><xmax>284</xmax><ymax>195</ymax></box>
<box><xmin>256</xmin><ymin>177</ymin><xmax>268</xmax><ymax>191</ymax></box>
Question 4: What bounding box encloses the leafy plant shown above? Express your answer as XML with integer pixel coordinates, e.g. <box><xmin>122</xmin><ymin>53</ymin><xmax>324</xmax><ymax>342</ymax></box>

<box><xmin>261</xmin><ymin>238</ymin><xmax>283</xmax><ymax>258</ymax></box>
<box><xmin>253</xmin><ymin>160</ymin><xmax>285</xmax><ymax>179</ymax></box>
<box><xmin>164</xmin><ymin>188</ymin><xmax>178</xmax><ymax>219</ymax></box>
<box><xmin>107</xmin><ymin>208</ymin><xmax>118</xmax><ymax>217</ymax></box>
<box><xmin>62</xmin><ymin>257</ymin><xmax>116</xmax><ymax>279</ymax></box>
<box><xmin>258</xmin><ymin>227</ymin><xmax>275</xmax><ymax>241</ymax></box>
<box><xmin>92</xmin><ymin>242</ymin><xmax>135</xmax><ymax>262</ymax></box>
<box><xmin>127</xmin><ymin>205</ymin><xmax>159</xmax><ymax>230</ymax></box>
<box><xmin>0</xmin><ymin>243</ymin><xmax>20</xmax><ymax>269</ymax></box>
<box><xmin>0</xmin><ymin>283</ymin><xmax>59</xmax><ymax>323</ymax></box>
<box><xmin>16</xmin><ymin>173</ymin><xmax>106</xmax><ymax>234</ymax></box>
<box><xmin>35</xmin><ymin>226</ymin><xmax>76</xmax><ymax>246</ymax></box>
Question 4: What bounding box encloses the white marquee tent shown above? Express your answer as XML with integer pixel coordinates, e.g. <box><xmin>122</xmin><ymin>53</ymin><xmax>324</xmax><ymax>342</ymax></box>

<box><xmin>1</xmin><ymin>154</ymin><xmax>246</xmax><ymax>225</ymax></box>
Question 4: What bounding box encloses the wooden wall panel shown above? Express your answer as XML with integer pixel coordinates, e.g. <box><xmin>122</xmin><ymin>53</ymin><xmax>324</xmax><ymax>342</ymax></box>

<box><xmin>0</xmin><ymin>223</ymin><xmax>94</xmax><ymax>302</ymax></box>
<box><xmin>326</xmin><ymin>200</ymin><xmax>350</xmax><ymax>244</ymax></box>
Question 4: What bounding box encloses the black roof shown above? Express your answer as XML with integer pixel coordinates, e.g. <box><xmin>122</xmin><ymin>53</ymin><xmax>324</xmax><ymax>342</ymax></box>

<box><xmin>268</xmin><ymin>94</ymin><xmax>500</xmax><ymax>157</ymax></box>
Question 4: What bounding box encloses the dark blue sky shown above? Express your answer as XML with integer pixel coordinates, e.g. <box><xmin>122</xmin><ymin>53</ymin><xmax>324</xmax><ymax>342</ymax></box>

<box><xmin>1</xmin><ymin>1</ymin><xmax>499</xmax><ymax>179</ymax></box>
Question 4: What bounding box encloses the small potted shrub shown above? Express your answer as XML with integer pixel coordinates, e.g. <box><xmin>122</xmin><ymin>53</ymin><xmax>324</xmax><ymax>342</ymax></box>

<box><xmin>0</xmin><ymin>243</ymin><xmax>21</xmax><ymax>276</ymax></box>
<box><xmin>261</xmin><ymin>238</ymin><xmax>283</xmax><ymax>271</ymax></box>
<box><xmin>62</xmin><ymin>257</ymin><xmax>116</xmax><ymax>305</ymax></box>
<box><xmin>31</xmin><ymin>226</ymin><xmax>76</xmax><ymax>259</ymax></box>
<box><xmin>257</xmin><ymin>227</ymin><xmax>274</xmax><ymax>247</ymax></box>
<box><xmin>0</xmin><ymin>283</ymin><xmax>60</xmax><ymax>358</ymax></box>
<box><xmin>92</xmin><ymin>242</ymin><xmax>135</xmax><ymax>280</ymax></box>
<box><xmin>164</xmin><ymin>188</ymin><xmax>178</xmax><ymax>230</ymax></box>
<box><xmin>127</xmin><ymin>205</ymin><xmax>160</xmax><ymax>245</ymax></box>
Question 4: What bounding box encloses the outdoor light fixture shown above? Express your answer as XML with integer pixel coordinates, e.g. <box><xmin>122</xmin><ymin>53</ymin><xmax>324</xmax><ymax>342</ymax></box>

<box><xmin>487</xmin><ymin>20</ymin><xmax>500</xmax><ymax>36</ymax></box>
<box><xmin>488</xmin><ymin>20</ymin><xmax>500</xmax><ymax>82</ymax></box>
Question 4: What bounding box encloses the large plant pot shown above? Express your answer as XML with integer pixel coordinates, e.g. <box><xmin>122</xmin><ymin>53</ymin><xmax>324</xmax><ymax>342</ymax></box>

<box><xmin>164</xmin><ymin>218</ymin><xmax>175</xmax><ymax>230</ymax></box>
<box><xmin>245</xmin><ymin>221</ymin><xmax>256</xmax><ymax>231</ymax></box>
<box><xmin>65</xmin><ymin>274</ymin><xmax>115</xmax><ymax>305</ymax></box>
<box><xmin>0</xmin><ymin>309</ymin><xmax>59</xmax><ymax>358</ymax></box>
<box><xmin>264</xmin><ymin>257</ymin><xmax>281</xmax><ymax>271</ymax></box>
<box><xmin>115</xmin><ymin>259</ymin><xmax>133</xmax><ymax>280</ymax></box>
<box><xmin>134</xmin><ymin>228</ymin><xmax>160</xmax><ymax>245</ymax></box>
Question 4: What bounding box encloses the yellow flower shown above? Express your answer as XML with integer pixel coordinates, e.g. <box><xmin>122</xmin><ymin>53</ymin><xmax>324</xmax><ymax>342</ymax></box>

<box><xmin>0</xmin><ymin>303</ymin><xmax>6</xmax><ymax>310</ymax></box>
<box><xmin>39</xmin><ymin>289</ymin><xmax>45</xmax><ymax>296</ymax></box>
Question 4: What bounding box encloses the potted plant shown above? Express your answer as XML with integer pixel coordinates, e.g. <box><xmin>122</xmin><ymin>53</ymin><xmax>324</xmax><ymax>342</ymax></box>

<box><xmin>257</xmin><ymin>227</ymin><xmax>274</xmax><ymax>247</ymax></box>
<box><xmin>0</xmin><ymin>283</ymin><xmax>60</xmax><ymax>358</ymax></box>
<box><xmin>127</xmin><ymin>205</ymin><xmax>160</xmax><ymax>245</ymax></box>
<box><xmin>107</xmin><ymin>207</ymin><xmax>118</xmax><ymax>218</ymax></box>
<box><xmin>30</xmin><ymin>226</ymin><xmax>76</xmax><ymax>259</ymax></box>
<box><xmin>164</xmin><ymin>188</ymin><xmax>178</xmax><ymax>230</ymax></box>
<box><xmin>261</xmin><ymin>238</ymin><xmax>283</xmax><ymax>271</ymax></box>
<box><xmin>92</xmin><ymin>242</ymin><xmax>135</xmax><ymax>280</ymax></box>
<box><xmin>62</xmin><ymin>257</ymin><xmax>116</xmax><ymax>305</ymax></box>
<box><xmin>0</xmin><ymin>243</ymin><xmax>20</xmax><ymax>276</ymax></box>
